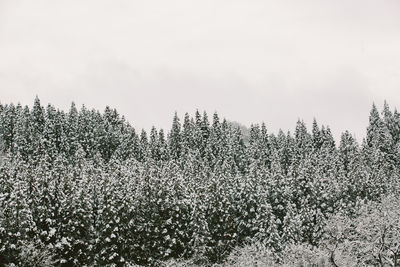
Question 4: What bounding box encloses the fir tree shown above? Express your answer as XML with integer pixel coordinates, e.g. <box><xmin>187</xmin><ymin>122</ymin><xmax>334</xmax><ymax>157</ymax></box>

<box><xmin>168</xmin><ymin>112</ymin><xmax>182</xmax><ymax>161</ymax></box>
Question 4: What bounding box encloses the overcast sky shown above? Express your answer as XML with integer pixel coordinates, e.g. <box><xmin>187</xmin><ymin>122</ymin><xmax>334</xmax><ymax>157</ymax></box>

<box><xmin>1</xmin><ymin>0</ymin><xmax>400</xmax><ymax>141</ymax></box>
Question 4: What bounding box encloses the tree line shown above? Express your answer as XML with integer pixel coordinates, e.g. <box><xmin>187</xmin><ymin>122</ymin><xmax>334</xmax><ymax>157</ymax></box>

<box><xmin>0</xmin><ymin>97</ymin><xmax>399</xmax><ymax>266</ymax></box>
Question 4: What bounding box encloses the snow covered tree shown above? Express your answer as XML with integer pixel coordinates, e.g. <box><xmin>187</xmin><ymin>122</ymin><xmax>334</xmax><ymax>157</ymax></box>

<box><xmin>1</xmin><ymin>97</ymin><xmax>399</xmax><ymax>265</ymax></box>
<box><xmin>168</xmin><ymin>112</ymin><xmax>182</xmax><ymax>161</ymax></box>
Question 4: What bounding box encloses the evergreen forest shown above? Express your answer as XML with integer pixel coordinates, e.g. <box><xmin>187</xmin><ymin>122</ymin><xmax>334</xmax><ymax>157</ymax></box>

<box><xmin>0</xmin><ymin>97</ymin><xmax>400</xmax><ymax>266</ymax></box>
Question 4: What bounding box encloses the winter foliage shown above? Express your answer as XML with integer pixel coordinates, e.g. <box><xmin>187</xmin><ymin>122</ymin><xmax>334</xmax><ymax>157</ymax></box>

<box><xmin>0</xmin><ymin>97</ymin><xmax>400</xmax><ymax>266</ymax></box>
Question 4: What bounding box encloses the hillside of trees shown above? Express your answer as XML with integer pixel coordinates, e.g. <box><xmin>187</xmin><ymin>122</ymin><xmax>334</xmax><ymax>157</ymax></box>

<box><xmin>0</xmin><ymin>97</ymin><xmax>399</xmax><ymax>266</ymax></box>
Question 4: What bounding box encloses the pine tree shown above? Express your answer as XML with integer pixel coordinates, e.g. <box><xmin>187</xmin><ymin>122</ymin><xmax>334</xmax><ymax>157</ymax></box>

<box><xmin>138</xmin><ymin>129</ymin><xmax>148</xmax><ymax>162</ymax></box>
<box><xmin>339</xmin><ymin>131</ymin><xmax>359</xmax><ymax>176</ymax></box>
<box><xmin>318</xmin><ymin>126</ymin><xmax>338</xmax><ymax>177</ymax></box>
<box><xmin>392</xmin><ymin>109</ymin><xmax>400</xmax><ymax>144</ymax></box>
<box><xmin>168</xmin><ymin>112</ymin><xmax>182</xmax><ymax>161</ymax></box>
<box><xmin>312</xmin><ymin>118</ymin><xmax>323</xmax><ymax>151</ymax></box>
<box><xmin>65</xmin><ymin>102</ymin><xmax>80</xmax><ymax>162</ymax></box>
<box><xmin>292</xmin><ymin>120</ymin><xmax>313</xmax><ymax>177</ymax></box>
<box><xmin>364</xmin><ymin>103</ymin><xmax>395</xmax><ymax>187</ymax></box>
<box><xmin>149</xmin><ymin>126</ymin><xmax>162</xmax><ymax>161</ymax></box>
<box><xmin>0</xmin><ymin>103</ymin><xmax>17</xmax><ymax>153</ymax></box>
<box><xmin>43</xmin><ymin>104</ymin><xmax>67</xmax><ymax>163</ymax></box>
<box><xmin>208</xmin><ymin>112</ymin><xmax>223</xmax><ymax>170</ymax></box>
<box><xmin>182</xmin><ymin>112</ymin><xmax>194</xmax><ymax>157</ymax></box>
<box><xmin>1</xmin><ymin>97</ymin><xmax>400</xmax><ymax>265</ymax></box>
<box><xmin>14</xmin><ymin>105</ymin><xmax>33</xmax><ymax>161</ymax></box>
<box><xmin>32</xmin><ymin>97</ymin><xmax>45</xmax><ymax>136</ymax></box>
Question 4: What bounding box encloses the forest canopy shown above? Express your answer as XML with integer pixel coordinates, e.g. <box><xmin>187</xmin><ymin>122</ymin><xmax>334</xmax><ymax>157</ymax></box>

<box><xmin>0</xmin><ymin>97</ymin><xmax>399</xmax><ymax>266</ymax></box>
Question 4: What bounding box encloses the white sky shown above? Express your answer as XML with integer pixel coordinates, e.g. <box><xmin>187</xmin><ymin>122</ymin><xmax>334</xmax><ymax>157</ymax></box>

<box><xmin>1</xmin><ymin>0</ymin><xmax>400</xmax><ymax>141</ymax></box>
